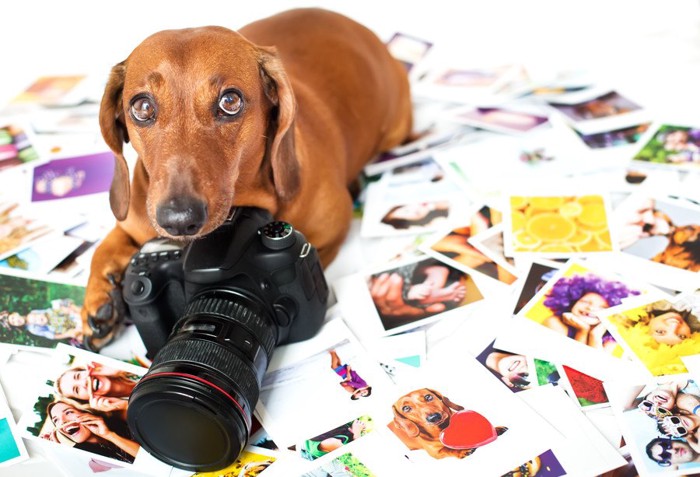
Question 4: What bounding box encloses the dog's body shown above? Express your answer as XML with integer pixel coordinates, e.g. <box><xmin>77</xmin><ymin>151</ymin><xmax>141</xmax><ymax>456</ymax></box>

<box><xmin>84</xmin><ymin>8</ymin><xmax>412</xmax><ymax>346</ymax></box>
<box><xmin>388</xmin><ymin>388</ymin><xmax>474</xmax><ymax>459</ymax></box>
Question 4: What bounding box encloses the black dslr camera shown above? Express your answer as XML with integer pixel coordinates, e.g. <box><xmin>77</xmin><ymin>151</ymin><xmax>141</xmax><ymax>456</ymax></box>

<box><xmin>122</xmin><ymin>207</ymin><xmax>328</xmax><ymax>471</ymax></box>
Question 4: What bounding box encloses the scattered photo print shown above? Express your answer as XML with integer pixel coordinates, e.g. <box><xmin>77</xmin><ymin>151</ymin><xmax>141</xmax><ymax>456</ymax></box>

<box><xmin>193</xmin><ymin>447</ymin><xmax>277</xmax><ymax>476</ymax></box>
<box><xmin>560</xmin><ymin>365</ymin><xmax>609</xmax><ymax>409</ymax></box>
<box><xmin>385</xmin><ymin>32</ymin><xmax>432</xmax><ymax>72</ymax></box>
<box><xmin>301</xmin><ymin>415</ymin><xmax>373</xmax><ymax>461</ymax></box>
<box><xmin>0</xmin><ymin>384</ymin><xmax>28</xmax><ymax>467</ymax></box>
<box><xmin>31</xmin><ymin>151</ymin><xmax>114</xmax><ymax>201</ymax></box>
<box><xmin>600</xmin><ymin>293</ymin><xmax>700</xmax><ymax>376</ymax></box>
<box><xmin>0</xmin><ymin>123</ymin><xmax>40</xmax><ymax>170</ymax></box>
<box><xmin>512</xmin><ymin>261</ymin><xmax>560</xmax><ymax>315</ymax></box>
<box><xmin>632</xmin><ymin>124</ymin><xmax>700</xmax><ymax>170</ymax></box>
<box><xmin>613</xmin><ymin>193</ymin><xmax>700</xmax><ymax>291</ymax></box>
<box><xmin>431</xmin><ymin>66</ymin><xmax>514</xmax><ymax>88</ymax></box>
<box><xmin>517</xmin><ymin>260</ymin><xmax>643</xmax><ymax>355</ymax></box>
<box><xmin>605</xmin><ymin>374</ymin><xmax>700</xmax><ymax>476</ymax></box>
<box><xmin>0</xmin><ymin>202</ymin><xmax>55</xmax><ymax>260</ymax></box>
<box><xmin>575</xmin><ymin>122</ymin><xmax>650</xmax><ymax>149</ymax></box>
<box><xmin>0</xmin><ymin>272</ymin><xmax>85</xmax><ymax>349</ymax></box>
<box><xmin>467</xmin><ymin>224</ymin><xmax>520</xmax><ymax>282</ymax></box>
<box><xmin>302</xmin><ymin>452</ymin><xmax>376</xmax><ymax>477</ymax></box>
<box><xmin>503</xmin><ymin>449</ymin><xmax>567</xmax><ymax>477</ymax></box>
<box><xmin>9</xmin><ymin>75</ymin><xmax>88</xmax><ymax>107</ymax></box>
<box><xmin>18</xmin><ymin>346</ymin><xmax>147</xmax><ymax>467</ymax></box>
<box><xmin>451</xmin><ymin>106</ymin><xmax>549</xmax><ymax>134</ymax></box>
<box><xmin>379</xmin><ymin>346</ymin><xmax>558</xmax><ymax>475</ymax></box>
<box><xmin>475</xmin><ymin>340</ymin><xmax>536</xmax><ymax>393</ymax></box>
<box><xmin>549</xmin><ymin>90</ymin><xmax>642</xmax><ymax>123</ymax></box>
<box><xmin>256</xmin><ymin>317</ymin><xmax>395</xmax><ymax>450</ymax></box>
<box><xmin>505</xmin><ymin>194</ymin><xmax>615</xmax><ymax>256</ymax></box>
<box><xmin>366</xmin><ymin>255</ymin><xmax>483</xmax><ymax>333</ymax></box>
<box><xmin>422</xmin><ymin>205</ymin><xmax>517</xmax><ymax>285</ymax></box>
<box><xmin>364</xmin><ymin>128</ymin><xmax>464</xmax><ymax>177</ymax></box>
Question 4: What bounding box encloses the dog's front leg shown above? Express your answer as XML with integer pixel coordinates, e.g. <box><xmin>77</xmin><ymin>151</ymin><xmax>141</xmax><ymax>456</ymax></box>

<box><xmin>82</xmin><ymin>225</ymin><xmax>142</xmax><ymax>350</ymax></box>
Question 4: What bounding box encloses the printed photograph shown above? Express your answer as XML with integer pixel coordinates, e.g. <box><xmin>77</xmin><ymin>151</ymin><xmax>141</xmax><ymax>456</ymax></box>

<box><xmin>378</xmin><ymin>346</ymin><xmax>559</xmax><ymax>475</ymax></box>
<box><xmin>614</xmin><ymin>194</ymin><xmax>700</xmax><ymax>284</ymax></box>
<box><xmin>512</xmin><ymin>261</ymin><xmax>560</xmax><ymax>315</ymax></box>
<box><xmin>366</xmin><ymin>255</ymin><xmax>483</xmax><ymax>332</ymax></box>
<box><xmin>18</xmin><ymin>346</ymin><xmax>146</xmax><ymax>466</ymax></box>
<box><xmin>0</xmin><ymin>124</ymin><xmax>40</xmax><ymax>170</ymax></box>
<box><xmin>549</xmin><ymin>90</ymin><xmax>642</xmax><ymax>123</ymax></box>
<box><xmin>0</xmin><ymin>202</ymin><xmax>54</xmax><ymax>261</ymax></box>
<box><xmin>0</xmin><ymin>272</ymin><xmax>85</xmax><ymax>349</ymax></box>
<box><xmin>575</xmin><ymin>122</ymin><xmax>650</xmax><ymax>149</ymax></box>
<box><xmin>8</xmin><ymin>75</ymin><xmax>88</xmax><ymax>107</ymax></box>
<box><xmin>451</xmin><ymin>106</ymin><xmax>549</xmax><ymax>134</ymax></box>
<box><xmin>301</xmin><ymin>416</ymin><xmax>374</xmax><ymax>461</ymax></box>
<box><xmin>385</xmin><ymin>32</ymin><xmax>432</xmax><ymax>72</ymax></box>
<box><xmin>606</xmin><ymin>375</ymin><xmax>700</xmax><ymax>475</ymax></box>
<box><xmin>467</xmin><ymin>224</ymin><xmax>520</xmax><ymax>281</ymax></box>
<box><xmin>256</xmin><ymin>318</ymin><xmax>395</xmax><ymax>450</ymax></box>
<box><xmin>193</xmin><ymin>447</ymin><xmax>277</xmax><ymax>477</ymax></box>
<box><xmin>505</xmin><ymin>194</ymin><xmax>615</xmax><ymax>256</ymax></box>
<box><xmin>31</xmin><ymin>151</ymin><xmax>114</xmax><ymax>201</ymax></box>
<box><xmin>474</xmin><ymin>340</ymin><xmax>536</xmax><ymax>393</ymax></box>
<box><xmin>517</xmin><ymin>260</ymin><xmax>643</xmax><ymax>354</ymax></box>
<box><xmin>600</xmin><ymin>294</ymin><xmax>700</xmax><ymax>376</ymax></box>
<box><xmin>559</xmin><ymin>365</ymin><xmax>609</xmax><ymax>409</ymax></box>
<box><xmin>301</xmin><ymin>452</ymin><xmax>377</xmax><ymax>477</ymax></box>
<box><xmin>632</xmin><ymin>124</ymin><xmax>700</xmax><ymax>169</ymax></box>
<box><xmin>422</xmin><ymin>205</ymin><xmax>517</xmax><ymax>285</ymax></box>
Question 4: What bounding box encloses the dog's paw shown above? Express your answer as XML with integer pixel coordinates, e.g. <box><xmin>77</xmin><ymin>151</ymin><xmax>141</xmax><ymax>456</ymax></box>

<box><xmin>82</xmin><ymin>273</ymin><xmax>128</xmax><ymax>351</ymax></box>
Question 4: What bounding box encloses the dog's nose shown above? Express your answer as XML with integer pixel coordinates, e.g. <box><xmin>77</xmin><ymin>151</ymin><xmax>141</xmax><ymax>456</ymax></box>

<box><xmin>427</xmin><ymin>413</ymin><xmax>442</xmax><ymax>423</ymax></box>
<box><xmin>156</xmin><ymin>197</ymin><xmax>207</xmax><ymax>236</ymax></box>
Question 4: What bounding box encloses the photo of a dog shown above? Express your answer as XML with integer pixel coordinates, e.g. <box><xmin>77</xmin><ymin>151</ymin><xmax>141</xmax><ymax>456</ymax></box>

<box><xmin>387</xmin><ymin>387</ymin><xmax>507</xmax><ymax>459</ymax></box>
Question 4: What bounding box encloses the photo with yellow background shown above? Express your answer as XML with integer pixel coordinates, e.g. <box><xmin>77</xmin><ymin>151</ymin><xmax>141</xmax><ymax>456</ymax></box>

<box><xmin>607</xmin><ymin>301</ymin><xmax>700</xmax><ymax>376</ymax></box>
<box><xmin>509</xmin><ymin>195</ymin><xmax>613</xmax><ymax>254</ymax></box>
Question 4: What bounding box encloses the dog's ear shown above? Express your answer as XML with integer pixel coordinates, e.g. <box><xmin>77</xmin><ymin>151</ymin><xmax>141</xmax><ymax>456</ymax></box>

<box><xmin>257</xmin><ymin>46</ymin><xmax>300</xmax><ymax>202</ymax></box>
<box><xmin>427</xmin><ymin>388</ymin><xmax>464</xmax><ymax>412</ymax></box>
<box><xmin>99</xmin><ymin>61</ymin><xmax>130</xmax><ymax>221</ymax></box>
<box><xmin>392</xmin><ymin>405</ymin><xmax>420</xmax><ymax>438</ymax></box>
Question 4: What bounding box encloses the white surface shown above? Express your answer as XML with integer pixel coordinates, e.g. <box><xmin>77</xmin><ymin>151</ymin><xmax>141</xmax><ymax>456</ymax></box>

<box><xmin>1</xmin><ymin>1</ymin><xmax>700</xmax><ymax>476</ymax></box>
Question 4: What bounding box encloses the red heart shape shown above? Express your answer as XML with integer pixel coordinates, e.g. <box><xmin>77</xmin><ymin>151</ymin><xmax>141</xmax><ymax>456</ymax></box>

<box><xmin>440</xmin><ymin>410</ymin><xmax>497</xmax><ymax>449</ymax></box>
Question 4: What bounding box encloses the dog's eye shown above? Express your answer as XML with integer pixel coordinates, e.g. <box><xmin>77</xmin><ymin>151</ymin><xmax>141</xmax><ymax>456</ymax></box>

<box><xmin>424</xmin><ymin>394</ymin><xmax>434</xmax><ymax>401</ymax></box>
<box><xmin>402</xmin><ymin>405</ymin><xmax>411</xmax><ymax>413</ymax></box>
<box><xmin>130</xmin><ymin>96</ymin><xmax>156</xmax><ymax>123</ymax></box>
<box><xmin>218</xmin><ymin>90</ymin><xmax>243</xmax><ymax>116</ymax></box>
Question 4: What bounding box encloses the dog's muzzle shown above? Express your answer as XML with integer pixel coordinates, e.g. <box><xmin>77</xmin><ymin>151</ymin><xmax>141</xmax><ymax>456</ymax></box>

<box><xmin>156</xmin><ymin>197</ymin><xmax>208</xmax><ymax>236</ymax></box>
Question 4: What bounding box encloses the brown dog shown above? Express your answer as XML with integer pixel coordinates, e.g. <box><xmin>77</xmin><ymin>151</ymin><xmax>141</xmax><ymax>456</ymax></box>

<box><xmin>84</xmin><ymin>8</ymin><xmax>412</xmax><ymax>348</ymax></box>
<box><xmin>388</xmin><ymin>388</ymin><xmax>507</xmax><ymax>459</ymax></box>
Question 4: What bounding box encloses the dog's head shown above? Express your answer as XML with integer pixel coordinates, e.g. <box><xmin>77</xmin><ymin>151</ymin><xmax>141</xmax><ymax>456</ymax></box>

<box><xmin>99</xmin><ymin>26</ymin><xmax>299</xmax><ymax>238</ymax></box>
<box><xmin>391</xmin><ymin>388</ymin><xmax>464</xmax><ymax>440</ymax></box>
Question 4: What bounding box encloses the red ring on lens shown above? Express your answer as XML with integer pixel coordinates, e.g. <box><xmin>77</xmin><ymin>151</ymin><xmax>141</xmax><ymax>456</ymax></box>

<box><xmin>139</xmin><ymin>371</ymin><xmax>252</xmax><ymax>430</ymax></box>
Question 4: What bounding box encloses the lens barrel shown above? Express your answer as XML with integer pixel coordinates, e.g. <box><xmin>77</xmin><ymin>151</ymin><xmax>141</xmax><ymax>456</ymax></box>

<box><xmin>127</xmin><ymin>291</ymin><xmax>276</xmax><ymax>471</ymax></box>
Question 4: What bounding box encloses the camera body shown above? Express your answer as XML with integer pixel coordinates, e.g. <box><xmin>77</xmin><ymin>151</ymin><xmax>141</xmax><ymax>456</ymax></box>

<box><xmin>122</xmin><ymin>207</ymin><xmax>329</xmax><ymax>471</ymax></box>
<box><xmin>123</xmin><ymin>206</ymin><xmax>329</xmax><ymax>359</ymax></box>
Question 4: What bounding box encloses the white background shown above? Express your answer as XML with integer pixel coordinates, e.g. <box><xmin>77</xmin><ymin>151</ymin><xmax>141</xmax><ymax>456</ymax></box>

<box><xmin>1</xmin><ymin>1</ymin><xmax>700</xmax><ymax>475</ymax></box>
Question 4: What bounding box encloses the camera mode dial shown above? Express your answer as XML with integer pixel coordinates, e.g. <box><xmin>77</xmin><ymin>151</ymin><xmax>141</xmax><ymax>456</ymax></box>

<box><xmin>260</xmin><ymin>221</ymin><xmax>295</xmax><ymax>250</ymax></box>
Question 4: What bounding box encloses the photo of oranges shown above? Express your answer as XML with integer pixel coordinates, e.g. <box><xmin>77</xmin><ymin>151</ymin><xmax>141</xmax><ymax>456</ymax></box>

<box><xmin>508</xmin><ymin>195</ymin><xmax>613</xmax><ymax>254</ymax></box>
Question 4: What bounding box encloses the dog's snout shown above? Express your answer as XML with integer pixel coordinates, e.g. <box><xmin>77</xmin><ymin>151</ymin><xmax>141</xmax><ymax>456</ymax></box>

<box><xmin>156</xmin><ymin>197</ymin><xmax>208</xmax><ymax>236</ymax></box>
<box><xmin>427</xmin><ymin>413</ymin><xmax>443</xmax><ymax>424</ymax></box>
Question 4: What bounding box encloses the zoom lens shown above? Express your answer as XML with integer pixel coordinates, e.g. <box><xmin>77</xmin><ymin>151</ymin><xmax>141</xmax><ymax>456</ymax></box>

<box><xmin>127</xmin><ymin>291</ymin><xmax>277</xmax><ymax>471</ymax></box>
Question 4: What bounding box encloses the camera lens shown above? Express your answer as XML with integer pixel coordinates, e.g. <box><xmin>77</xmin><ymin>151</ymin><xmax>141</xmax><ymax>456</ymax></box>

<box><xmin>127</xmin><ymin>290</ymin><xmax>276</xmax><ymax>471</ymax></box>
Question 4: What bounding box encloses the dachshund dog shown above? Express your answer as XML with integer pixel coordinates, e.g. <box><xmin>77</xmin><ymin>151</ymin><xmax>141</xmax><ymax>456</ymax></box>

<box><xmin>84</xmin><ymin>8</ymin><xmax>413</xmax><ymax>348</ymax></box>
<box><xmin>388</xmin><ymin>388</ymin><xmax>507</xmax><ymax>459</ymax></box>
